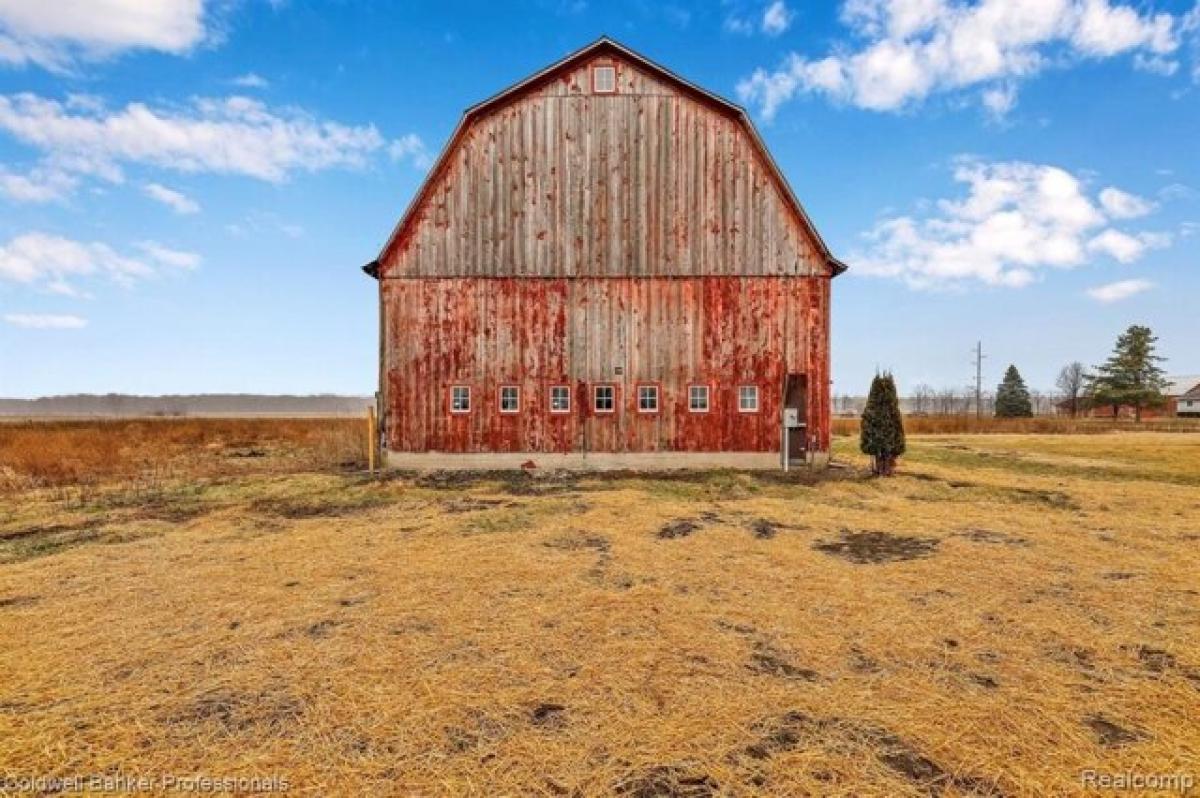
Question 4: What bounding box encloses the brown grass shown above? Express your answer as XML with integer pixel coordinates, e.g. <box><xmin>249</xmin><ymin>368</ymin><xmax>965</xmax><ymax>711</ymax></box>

<box><xmin>0</xmin><ymin>417</ymin><xmax>366</xmax><ymax>490</ymax></box>
<box><xmin>833</xmin><ymin>414</ymin><xmax>1200</xmax><ymax>437</ymax></box>
<box><xmin>1</xmin><ymin>424</ymin><xmax>1198</xmax><ymax>795</ymax></box>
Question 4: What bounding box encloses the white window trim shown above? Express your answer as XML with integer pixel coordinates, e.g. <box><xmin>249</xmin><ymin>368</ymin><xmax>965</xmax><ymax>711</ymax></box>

<box><xmin>688</xmin><ymin>384</ymin><xmax>711</xmax><ymax>413</ymax></box>
<box><xmin>738</xmin><ymin>384</ymin><xmax>760</xmax><ymax>413</ymax></box>
<box><xmin>593</xmin><ymin>384</ymin><xmax>616</xmax><ymax>414</ymax></box>
<box><xmin>499</xmin><ymin>385</ymin><xmax>521</xmax><ymax>414</ymax></box>
<box><xmin>592</xmin><ymin>65</ymin><xmax>616</xmax><ymax>94</ymax></box>
<box><xmin>549</xmin><ymin>385</ymin><xmax>572</xmax><ymax>414</ymax></box>
<box><xmin>637</xmin><ymin>384</ymin><xmax>660</xmax><ymax>414</ymax></box>
<box><xmin>450</xmin><ymin>385</ymin><xmax>471</xmax><ymax>414</ymax></box>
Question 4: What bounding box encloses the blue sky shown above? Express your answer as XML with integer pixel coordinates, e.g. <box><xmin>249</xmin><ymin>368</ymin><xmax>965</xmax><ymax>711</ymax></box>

<box><xmin>0</xmin><ymin>0</ymin><xmax>1197</xmax><ymax>399</ymax></box>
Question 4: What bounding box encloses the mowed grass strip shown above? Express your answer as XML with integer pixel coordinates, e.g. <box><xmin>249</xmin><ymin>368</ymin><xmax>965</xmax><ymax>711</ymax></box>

<box><xmin>0</xmin><ymin>427</ymin><xmax>1197</xmax><ymax>795</ymax></box>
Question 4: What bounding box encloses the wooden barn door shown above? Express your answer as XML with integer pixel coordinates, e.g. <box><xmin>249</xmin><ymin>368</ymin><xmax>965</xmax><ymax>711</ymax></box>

<box><xmin>783</xmin><ymin>374</ymin><xmax>808</xmax><ymax>464</ymax></box>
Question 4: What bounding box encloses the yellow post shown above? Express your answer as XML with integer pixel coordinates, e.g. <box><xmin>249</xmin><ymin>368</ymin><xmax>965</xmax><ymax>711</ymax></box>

<box><xmin>367</xmin><ymin>405</ymin><xmax>377</xmax><ymax>472</ymax></box>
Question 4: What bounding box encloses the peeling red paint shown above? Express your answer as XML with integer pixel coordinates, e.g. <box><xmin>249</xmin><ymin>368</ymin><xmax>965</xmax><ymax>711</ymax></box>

<box><xmin>382</xmin><ymin>276</ymin><xmax>830</xmax><ymax>455</ymax></box>
<box><xmin>372</xmin><ymin>40</ymin><xmax>838</xmax><ymax>459</ymax></box>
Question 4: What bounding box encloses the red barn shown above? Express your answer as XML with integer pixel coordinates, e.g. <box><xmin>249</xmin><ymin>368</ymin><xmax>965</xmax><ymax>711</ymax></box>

<box><xmin>364</xmin><ymin>38</ymin><xmax>845</xmax><ymax>469</ymax></box>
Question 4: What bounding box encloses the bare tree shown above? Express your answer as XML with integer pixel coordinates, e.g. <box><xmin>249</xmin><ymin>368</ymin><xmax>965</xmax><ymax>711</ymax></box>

<box><xmin>1056</xmin><ymin>361</ymin><xmax>1087</xmax><ymax>418</ymax></box>
<box><xmin>933</xmin><ymin>388</ymin><xmax>955</xmax><ymax>415</ymax></box>
<box><xmin>910</xmin><ymin>383</ymin><xmax>935</xmax><ymax>415</ymax></box>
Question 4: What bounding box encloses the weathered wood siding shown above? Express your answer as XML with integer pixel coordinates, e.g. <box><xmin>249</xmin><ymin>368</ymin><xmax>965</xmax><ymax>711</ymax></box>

<box><xmin>377</xmin><ymin>46</ymin><xmax>834</xmax><ymax>457</ymax></box>
<box><xmin>382</xmin><ymin>55</ymin><xmax>827</xmax><ymax>278</ymax></box>
<box><xmin>383</xmin><ymin>276</ymin><xmax>830</xmax><ymax>454</ymax></box>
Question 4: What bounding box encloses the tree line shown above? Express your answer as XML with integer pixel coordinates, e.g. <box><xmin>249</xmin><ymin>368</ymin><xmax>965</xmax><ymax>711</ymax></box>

<box><xmin>838</xmin><ymin>325</ymin><xmax>1171</xmax><ymax>420</ymax></box>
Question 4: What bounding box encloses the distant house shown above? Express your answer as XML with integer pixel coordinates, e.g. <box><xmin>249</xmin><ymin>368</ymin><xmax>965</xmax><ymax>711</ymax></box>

<box><xmin>1177</xmin><ymin>382</ymin><xmax>1200</xmax><ymax>418</ymax></box>
<box><xmin>1064</xmin><ymin>374</ymin><xmax>1200</xmax><ymax>419</ymax></box>
<box><xmin>1165</xmin><ymin>375</ymin><xmax>1200</xmax><ymax>417</ymax></box>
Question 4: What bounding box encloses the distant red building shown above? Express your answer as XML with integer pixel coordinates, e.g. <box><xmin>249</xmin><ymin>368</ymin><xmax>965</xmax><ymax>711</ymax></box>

<box><xmin>1059</xmin><ymin>375</ymin><xmax>1200</xmax><ymax>419</ymax></box>
<box><xmin>362</xmin><ymin>38</ymin><xmax>844</xmax><ymax>469</ymax></box>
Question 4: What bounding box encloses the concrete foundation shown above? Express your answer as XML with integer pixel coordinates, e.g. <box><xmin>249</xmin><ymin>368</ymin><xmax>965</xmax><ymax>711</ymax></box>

<box><xmin>383</xmin><ymin>450</ymin><xmax>829</xmax><ymax>471</ymax></box>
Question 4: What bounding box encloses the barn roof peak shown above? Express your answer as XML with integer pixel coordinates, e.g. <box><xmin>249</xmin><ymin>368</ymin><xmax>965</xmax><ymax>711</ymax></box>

<box><xmin>365</xmin><ymin>36</ymin><xmax>847</xmax><ymax>279</ymax></box>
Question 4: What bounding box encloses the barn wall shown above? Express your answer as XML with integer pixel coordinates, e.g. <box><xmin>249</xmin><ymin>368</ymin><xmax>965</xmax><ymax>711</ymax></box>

<box><xmin>382</xmin><ymin>276</ymin><xmax>829</xmax><ymax>454</ymax></box>
<box><xmin>384</xmin><ymin>55</ymin><xmax>827</xmax><ymax>279</ymax></box>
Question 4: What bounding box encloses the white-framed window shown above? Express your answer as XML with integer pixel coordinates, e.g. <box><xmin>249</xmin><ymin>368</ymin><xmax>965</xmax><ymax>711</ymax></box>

<box><xmin>688</xmin><ymin>384</ymin><xmax>710</xmax><ymax>413</ymax></box>
<box><xmin>592</xmin><ymin>65</ymin><xmax>616</xmax><ymax>93</ymax></box>
<box><xmin>450</xmin><ymin>385</ymin><xmax>471</xmax><ymax>414</ymax></box>
<box><xmin>593</xmin><ymin>384</ymin><xmax>615</xmax><ymax>413</ymax></box>
<box><xmin>499</xmin><ymin>385</ymin><xmax>520</xmax><ymax>414</ymax></box>
<box><xmin>549</xmin><ymin>385</ymin><xmax>571</xmax><ymax>414</ymax></box>
<box><xmin>637</xmin><ymin>384</ymin><xmax>660</xmax><ymax>413</ymax></box>
<box><xmin>738</xmin><ymin>384</ymin><xmax>760</xmax><ymax>413</ymax></box>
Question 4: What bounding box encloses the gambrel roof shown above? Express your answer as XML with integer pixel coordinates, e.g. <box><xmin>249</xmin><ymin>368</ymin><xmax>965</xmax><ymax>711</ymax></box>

<box><xmin>365</xmin><ymin>37</ymin><xmax>845</xmax><ymax>279</ymax></box>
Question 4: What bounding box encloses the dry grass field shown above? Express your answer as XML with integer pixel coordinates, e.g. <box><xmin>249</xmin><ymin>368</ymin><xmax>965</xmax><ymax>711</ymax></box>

<box><xmin>1</xmin><ymin>421</ymin><xmax>1198</xmax><ymax>796</ymax></box>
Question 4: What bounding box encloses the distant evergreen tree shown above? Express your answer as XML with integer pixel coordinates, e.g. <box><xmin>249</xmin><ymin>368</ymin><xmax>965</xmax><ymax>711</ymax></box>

<box><xmin>860</xmin><ymin>373</ymin><xmax>905</xmax><ymax>476</ymax></box>
<box><xmin>995</xmin><ymin>365</ymin><xmax>1033</xmax><ymax>418</ymax></box>
<box><xmin>1086</xmin><ymin>325</ymin><xmax>1168</xmax><ymax>422</ymax></box>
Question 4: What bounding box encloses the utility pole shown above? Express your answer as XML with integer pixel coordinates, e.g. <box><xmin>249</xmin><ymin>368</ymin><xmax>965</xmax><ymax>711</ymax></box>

<box><xmin>973</xmin><ymin>341</ymin><xmax>986</xmax><ymax>419</ymax></box>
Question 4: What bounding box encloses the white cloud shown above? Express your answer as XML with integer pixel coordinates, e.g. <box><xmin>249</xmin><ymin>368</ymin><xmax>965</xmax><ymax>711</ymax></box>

<box><xmin>135</xmin><ymin>240</ymin><xmax>201</xmax><ymax>269</ymax></box>
<box><xmin>0</xmin><ymin>0</ymin><xmax>205</xmax><ymax>71</ymax></box>
<box><xmin>4</xmin><ymin>313</ymin><xmax>87</xmax><ymax>329</ymax></box>
<box><xmin>738</xmin><ymin>0</ymin><xmax>1185</xmax><ymax>119</ymax></box>
<box><xmin>0</xmin><ymin>231</ymin><xmax>194</xmax><ymax>294</ymax></box>
<box><xmin>388</xmin><ymin>133</ymin><xmax>432</xmax><ymax>169</ymax></box>
<box><xmin>762</xmin><ymin>1</ymin><xmax>794</xmax><ymax>36</ymax></box>
<box><xmin>981</xmin><ymin>82</ymin><xmax>1017</xmax><ymax>118</ymax></box>
<box><xmin>231</xmin><ymin>72</ymin><xmax>268</xmax><ymax>89</ymax></box>
<box><xmin>1087</xmin><ymin>228</ymin><xmax>1145</xmax><ymax>262</ymax></box>
<box><xmin>1087</xmin><ymin>278</ymin><xmax>1153</xmax><ymax>302</ymax></box>
<box><xmin>1133</xmin><ymin>53</ymin><xmax>1179</xmax><ymax>75</ymax></box>
<box><xmin>0</xmin><ymin>162</ymin><xmax>77</xmax><ymax>202</ymax></box>
<box><xmin>225</xmin><ymin>210</ymin><xmax>304</xmax><ymax>240</ymax></box>
<box><xmin>1086</xmin><ymin>228</ymin><xmax>1170</xmax><ymax>262</ymax></box>
<box><xmin>143</xmin><ymin>182</ymin><xmax>199</xmax><ymax>214</ymax></box>
<box><xmin>724</xmin><ymin>15</ymin><xmax>755</xmax><ymax>35</ymax></box>
<box><xmin>852</xmin><ymin>159</ymin><xmax>1171</xmax><ymax>289</ymax></box>
<box><xmin>0</xmin><ymin>93</ymin><xmax>386</xmax><ymax>193</ymax></box>
<box><xmin>1098</xmin><ymin>186</ymin><xmax>1155</xmax><ymax>218</ymax></box>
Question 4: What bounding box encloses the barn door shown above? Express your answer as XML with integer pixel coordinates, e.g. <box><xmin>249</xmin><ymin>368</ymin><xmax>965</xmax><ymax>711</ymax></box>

<box><xmin>783</xmin><ymin>374</ymin><xmax>808</xmax><ymax>464</ymax></box>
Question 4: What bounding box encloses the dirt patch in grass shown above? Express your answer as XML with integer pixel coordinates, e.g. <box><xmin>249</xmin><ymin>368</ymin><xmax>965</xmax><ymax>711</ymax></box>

<box><xmin>658</xmin><ymin>518</ymin><xmax>703</xmax><ymax>539</ymax></box>
<box><xmin>742</xmin><ymin>711</ymin><xmax>813</xmax><ymax>760</ymax></box>
<box><xmin>1004</xmin><ymin>487</ymin><xmax>1079</xmax><ymax>510</ymax></box>
<box><xmin>1085</xmin><ymin>715</ymin><xmax>1144</xmax><ymax>747</ymax></box>
<box><xmin>413</xmin><ymin>470</ymin><xmax>580</xmax><ymax>497</ymax></box>
<box><xmin>441</xmin><ymin>497</ymin><xmax>514</xmax><ymax>513</ymax></box>
<box><xmin>814</xmin><ymin>530</ymin><xmax>939</xmax><ymax>564</ymax></box>
<box><xmin>0</xmin><ymin>520</ymin><xmax>92</xmax><ymax>542</ymax></box>
<box><xmin>0</xmin><ymin>594</ymin><xmax>40</xmax><ymax>609</ymax></box>
<box><xmin>304</xmin><ymin>619</ymin><xmax>342</xmax><ymax>639</ymax></box>
<box><xmin>167</xmin><ymin>687</ymin><xmax>304</xmax><ymax>734</ymax></box>
<box><xmin>614</xmin><ymin>764</ymin><xmax>720</xmax><ymax>798</ymax></box>
<box><xmin>443</xmin><ymin>710</ymin><xmax>511</xmax><ymax>754</ymax></box>
<box><xmin>529</xmin><ymin>702</ymin><xmax>567</xmax><ymax>728</ymax></box>
<box><xmin>735</xmin><ymin>712</ymin><xmax>1003</xmax><ymax>796</ymax></box>
<box><xmin>0</xmin><ymin>521</ymin><xmax>145</xmax><ymax>564</ymax></box>
<box><xmin>250</xmin><ymin>494</ymin><xmax>389</xmax><ymax>519</ymax></box>
<box><xmin>956</xmin><ymin>528</ymin><xmax>1029</xmax><ymax>546</ymax></box>
<box><xmin>1127</xmin><ymin>645</ymin><xmax>1178</xmax><ymax>673</ymax></box>
<box><xmin>459</xmin><ymin>508</ymin><xmax>543</xmax><ymax>536</ymax></box>
<box><xmin>747</xmin><ymin>518</ymin><xmax>802</xmax><ymax>539</ymax></box>
<box><xmin>747</xmin><ymin>642</ymin><xmax>819</xmax><ymax>681</ymax></box>
<box><xmin>544</xmin><ymin>531</ymin><xmax>611</xmax><ymax>554</ymax></box>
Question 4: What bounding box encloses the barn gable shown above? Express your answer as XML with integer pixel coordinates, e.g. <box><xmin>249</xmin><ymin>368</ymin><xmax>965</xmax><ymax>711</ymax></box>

<box><xmin>370</xmin><ymin>37</ymin><xmax>845</xmax><ymax>280</ymax></box>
